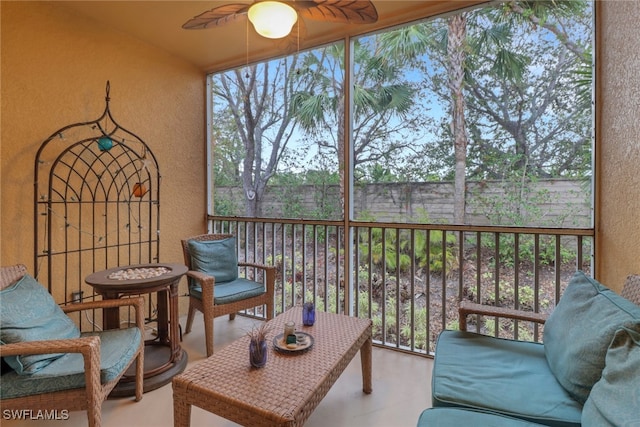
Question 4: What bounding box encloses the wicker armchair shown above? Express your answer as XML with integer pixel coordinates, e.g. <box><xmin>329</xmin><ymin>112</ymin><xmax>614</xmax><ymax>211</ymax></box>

<box><xmin>460</xmin><ymin>273</ymin><xmax>640</xmax><ymax>331</ymax></box>
<box><xmin>0</xmin><ymin>264</ymin><xmax>144</xmax><ymax>427</ymax></box>
<box><xmin>181</xmin><ymin>234</ymin><xmax>275</xmax><ymax>357</ymax></box>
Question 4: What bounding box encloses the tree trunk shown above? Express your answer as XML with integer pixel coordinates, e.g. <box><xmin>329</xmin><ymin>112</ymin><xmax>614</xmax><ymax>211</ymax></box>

<box><xmin>447</xmin><ymin>14</ymin><xmax>468</xmax><ymax>224</ymax></box>
<box><xmin>336</xmin><ymin>101</ymin><xmax>346</xmax><ymax>217</ymax></box>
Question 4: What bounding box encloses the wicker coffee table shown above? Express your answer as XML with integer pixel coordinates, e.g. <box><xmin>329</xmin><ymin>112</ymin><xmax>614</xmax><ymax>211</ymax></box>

<box><xmin>172</xmin><ymin>306</ymin><xmax>372</xmax><ymax>427</ymax></box>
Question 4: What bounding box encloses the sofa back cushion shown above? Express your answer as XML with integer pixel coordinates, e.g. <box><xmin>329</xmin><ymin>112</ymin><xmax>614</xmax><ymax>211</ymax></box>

<box><xmin>581</xmin><ymin>327</ymin><xmax>640</xmax><ymax>426</ymax></box>
<box><xmin>0</xmin><ymin>274</ymin><xmax>81</xmax><ymax>374</ymax></box>
<box><xmin>544</xmin><ymin>271</ymin><xmax>640</xmax><ymax>403</ymax></box>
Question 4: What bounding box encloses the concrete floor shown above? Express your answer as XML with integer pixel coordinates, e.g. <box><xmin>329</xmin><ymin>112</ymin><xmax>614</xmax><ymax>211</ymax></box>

<box><xmin>3</xmin><ymin>313</ymin><xmax>433</xmax><ymax>427</ymax></box>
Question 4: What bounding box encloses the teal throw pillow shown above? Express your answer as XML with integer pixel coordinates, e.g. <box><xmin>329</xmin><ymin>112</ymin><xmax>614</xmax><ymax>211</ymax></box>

<box><xmin>544</xmin><ymin>271</ymin><xmax>640</xmax><ymax>404</ymax></box>
<box><xmin>582</xmin><ymin>327</ymin><xmax>640</xmax><ymax>426</ymax></box>
<box><xmin>188</xmin><ymin>237</ymin><xmax>239</xmax><ymax>284</ymax></box>
<box><xmin>0</xmin><ymin>274</ymin><xmax>81</xmax><ymax>374</ymax></box>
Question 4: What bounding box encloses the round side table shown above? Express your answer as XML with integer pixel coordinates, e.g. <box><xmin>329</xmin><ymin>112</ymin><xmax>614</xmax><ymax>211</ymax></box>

<box><xmin>85</xmin><ymin>263</ymin><xmax>188</xmax><ymax>396</ymax></box>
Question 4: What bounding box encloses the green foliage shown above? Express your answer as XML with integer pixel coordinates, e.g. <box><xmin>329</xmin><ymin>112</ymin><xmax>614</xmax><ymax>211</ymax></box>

<box><xmin>483</xmin><ymin>318</ymin><xmax>497</xmax><ymax>337</ymax></box>
<box><xmin>446</xmin><ymin>319</ymin><xmax>459</xmax><ymax>331</ymax></box>
<box><xmin>356</xmin><ymin>265</ymin><xmax>370</xmax><ymax>283</ymax></box>
<box><xmin>366</xmin><ymin>228</ymin><xmax>412</xmax><ymax>272</ymax></box>
<box><xmin>269</xmin><ymin>174</ymin><xmax>306</xmax><ymax>219</ymax></box>
<box><xmin>275</xmin><ymin>280</ymin><xmax>294</xmax><ymax>312</ymax></box>
<box><xmin>514</xmin><ymin>326</ymin><xmax>534</xmax><ymax>342</ymax></box>
<box><xmin>213</xmin><ymin>195</ymin><xmax>240</xmax><ymax>216</ymax></box>
<box><xmin>211</xmin><ymin>111</ymin><xmax>244</xmax><ymax>187</ymax></box>
<box><xmin>470</xmin><ymin>173</ymin><xmax>561</xmax><ymax>227</ymax></box>
<box><xmin>384</xmin><ymin>296</ymin><xmax>397</xmax><ymax>338</ymax></box>
<box><xmin>409</xmin><ymin>209</ymin><xmax>460</xmax><ymax>273</ymax></box>
<box><xmin>413</xmin><ymin>230</ymin><xmax>459</xmax><ymax>274</ymax></box>
<box><xmin>355</xmin><ymin>210</ymin><xmax>376</xmax><ymax>222</ymax></box>
<box><xmin>480</xmin><ymin>232</ymin><xmax>576</xmax><ymax>268</ymax></box>
<box><xmin>304</xmin><ymin>169</ymin><xmax>340</xmax><ymax>185</ymax></box>
<box><xmin>484</xmin><ymin>280</ymin><xmax>535</xmax><ymax>308</ymax></box>
<box><xmin>364</xmin><ymin>164</ymin><xmax>399</xmax><ymax>183</ymax></box>
<box><xmin>482</xmin><ymin>318</ymin><xmax>536</xmax><ymax>342</ymax></box>
<box><xmin>263</xmin><ymin>169</ymin><xmax>341</xmax><ymax>220</ymax></box>
<box><xmin>357</xmin><ymin>290</ymin><xmax>381</xmax><ymax>338</ymax></box>
<box><xmin>401</xmin><ymin>306</ymin><xmax>428</xmax><ymax>350</ymax></box>
<box><xmin>303</xmin><ymin>225</ymin><xmax>327</xmax><ymax>245</ymax></box>
<box><xmin>266</xmin><ymin>254</ymin><xmax>285</xmax><ymax>273</ymax></box>
<box><xmin>328</xmin><ymin>285</ymin><xmax>344</xmax><ymax>314</ymax></box>
<box><xmin>357</xmin><ymin>222</ymin><xmax>459</xmax><ymax>276</ymax></box>
<box><xmin>309</xmin><ymin>187</ymin><xmax>341</xmax><ymax>220</ymax></box>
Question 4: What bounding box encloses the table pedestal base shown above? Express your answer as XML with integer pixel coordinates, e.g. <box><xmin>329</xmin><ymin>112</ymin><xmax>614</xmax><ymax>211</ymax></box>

<box><xmin>110</xmin><ymin>347</ymin><xmax>188</xmax><ymax>397</ymax></box>
<box><xmin>85</xmin><ymin>263</ymin><xmax>189</xmax><ymax>399</ymax></box>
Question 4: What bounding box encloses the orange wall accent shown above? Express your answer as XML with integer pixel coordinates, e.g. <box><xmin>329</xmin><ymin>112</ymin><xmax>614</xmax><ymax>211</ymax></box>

<box><xmin>1</xmin><ymin>2</ymin><xmax>207</xmax><ymax>308</ymax></box>
<box><xmin>595</xmin><ymin>1</ymin><xmax>640</xmax><ymax>289</ymax></box>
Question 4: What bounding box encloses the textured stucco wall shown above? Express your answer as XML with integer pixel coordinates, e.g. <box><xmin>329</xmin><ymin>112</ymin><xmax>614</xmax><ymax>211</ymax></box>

<box><xmin>0</xmin><ymin>2</ymin><xmax>207</xmax><ymax>302</ymax></box>
<box><xmin>596</xmin><ymin>1</ymin><xmax>640</xmax><ymax>290</ymax></box>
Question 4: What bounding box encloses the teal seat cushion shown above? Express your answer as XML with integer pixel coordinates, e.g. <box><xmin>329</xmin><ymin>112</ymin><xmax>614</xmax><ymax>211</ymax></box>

<box><xmin>0</xmin><ymin>327</ymin><xmax>141</xmax><ymax>399</ymax></box>
<box><xmin>418</xmin><ymin>408</ymin><xmax>548</xmax><ymax>427</ymax></box>
<box><xmin>0</xmin><ymin>274</ymin><xmax>81</xmax><ymax>374</ymax></box>
<box><xmin>544</xmin><ymin>271</ymin><xmax>640</xmax><ymax>404</ymax></box>
<box><xmin>189</xmin><ymin>277</ymin><xmax>266</xmax><ymax>305</ymax></box>
<box><xmin>432</xmin><ymin>330</ymin><xmax>582</xmax><ymax>427</ymax></box>
<box><xmin>582</xmin><ymin>327</ymin><xmax>640</xmax><ymax>426</ymax></box>
<box><xmin>188</xmin><ymin>237</ymin><xmax>239</xmax><ymax>289</ymax></box>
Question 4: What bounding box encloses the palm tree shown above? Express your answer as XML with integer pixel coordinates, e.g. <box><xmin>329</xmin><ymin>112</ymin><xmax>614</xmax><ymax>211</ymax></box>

<box><xmin>434</xmin><ymin>1</ymin><xmax>588</xmax><ymax>223</ymax></box>
<box><xmin>446</xmin><ymin>13</ymin><xmax>468</xmax><ymax>224</ymax></box>
<box><xmin>291</xmin><ymin>32</ymin><xmax>427</xmax><ymax>216</ymax></box>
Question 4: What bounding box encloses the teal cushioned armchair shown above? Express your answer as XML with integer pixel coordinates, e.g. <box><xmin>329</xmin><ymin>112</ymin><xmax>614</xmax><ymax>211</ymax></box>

<box><xmin>181</xmin><ymin>234</ymin><xmax>276</xmax><ymax>357</ymax></box>
<box><xmin>0</xmin><ymin>264</ymin><xmax>145</xmax><ymax>427</ymax></box>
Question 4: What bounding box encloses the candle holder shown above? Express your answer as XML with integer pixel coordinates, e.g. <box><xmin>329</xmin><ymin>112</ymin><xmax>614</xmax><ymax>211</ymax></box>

<box><xmin>284</xmin><ymin>321</ymin><xmax>295</xmax><ymax>337</ymax></box>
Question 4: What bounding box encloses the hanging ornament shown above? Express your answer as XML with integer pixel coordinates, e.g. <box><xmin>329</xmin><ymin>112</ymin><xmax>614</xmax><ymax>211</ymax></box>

<box><xmin>97</xmin><ymin>136</ymin><xmax>113</xmax><ymax>151</ymax></box>
<box><xmin>138</xmin><ymin>148</ymin><xmax>152</xmax><ymax>174</ymax></box>
<box><xmin>132</xmin><ymin>182</ymin><xmax>148</xmax><ymax>198</ymax></box>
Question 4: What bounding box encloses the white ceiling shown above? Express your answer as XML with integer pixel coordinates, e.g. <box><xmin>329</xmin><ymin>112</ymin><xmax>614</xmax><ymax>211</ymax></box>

<box><xmin>58</xmin><ymin>1</ymin><xmax>486</xmax><ymax>74</ymax></box>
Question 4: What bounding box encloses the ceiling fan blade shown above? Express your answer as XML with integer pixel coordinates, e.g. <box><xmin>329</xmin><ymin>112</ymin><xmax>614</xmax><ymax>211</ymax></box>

<box><xmin>182</xmin><ymin>3</ymin><xmax>250</xmax><ymax>30</ymax></box>
<box><xmin>298</xmin><ymin>0</ymin><xmax>378</xmax><ymax>24</ymax></box>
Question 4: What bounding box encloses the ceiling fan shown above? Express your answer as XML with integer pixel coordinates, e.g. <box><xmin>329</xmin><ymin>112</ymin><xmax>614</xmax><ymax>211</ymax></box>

<box><xmin>182</xmin><ymin>0</ymin><xmax>378</xmax><ymax>40</ymax></box>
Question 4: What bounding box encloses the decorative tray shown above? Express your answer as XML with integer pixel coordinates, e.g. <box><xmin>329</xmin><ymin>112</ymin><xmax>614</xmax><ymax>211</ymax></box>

<box><xmin>273</xmin><ymin>332</ymin><xmax>314</xmax><ymax>354</ymax></box>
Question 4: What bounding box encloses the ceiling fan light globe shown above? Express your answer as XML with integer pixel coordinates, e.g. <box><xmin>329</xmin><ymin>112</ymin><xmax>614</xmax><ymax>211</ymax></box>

<box><xmin>248</xmin><ymin>1</ymin><xmax>298</xmax><ymax>39</ymax></box>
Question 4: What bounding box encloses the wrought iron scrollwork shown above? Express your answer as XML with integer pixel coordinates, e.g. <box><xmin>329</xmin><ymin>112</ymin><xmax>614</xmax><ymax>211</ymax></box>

<box><xmin>34</xmin><ymin>81</ymin><xmax>161</xmax><ymax>310</ymax></box>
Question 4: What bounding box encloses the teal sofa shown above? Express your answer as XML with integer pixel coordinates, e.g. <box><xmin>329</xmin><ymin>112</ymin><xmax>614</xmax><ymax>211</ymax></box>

<box><xmin>419</xmin><ymin>271</ymin><xmax>640</xmax><ymax>427</ymax></box>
